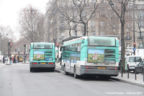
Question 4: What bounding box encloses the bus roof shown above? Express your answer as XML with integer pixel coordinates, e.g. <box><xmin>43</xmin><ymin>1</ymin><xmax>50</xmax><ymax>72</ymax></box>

<box><xmin>62</xmin><ymin>36</ymin><xmax>82</xmax><ymax>42</ymax></box>
<box><xmin>62</xmin><ymin>36</ymin><xmax>118</xmax><ymax>43</ymax></box>
<box><xmin>31</xmin><ymin>42</ymin><xmax>54</xmax><ymax>45</ymax></box>
<box><xmin>62</xmin><ymin>36</ymin><xmax>118</xmax><ymax>46</ymax></box>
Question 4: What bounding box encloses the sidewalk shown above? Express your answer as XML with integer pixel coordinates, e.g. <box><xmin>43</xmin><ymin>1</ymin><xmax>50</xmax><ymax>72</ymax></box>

<box><xmin>55</xmin><ymin>63</ymin><xmax>144</xmax><ymax>87</ymax></box>
<box><xmin>55</xmin><ymin>62</ymin><xmax>61</xmax><ymax>72</ymax></box>
<box><xmin>114</xmin><ymin>72</ymin><xmax>144</xmax><ymax>87</ymax></box>
<box><xmin>0</xmin><ymin>62</ymin><xmax>5</xmax><ymax>68</ymax></box>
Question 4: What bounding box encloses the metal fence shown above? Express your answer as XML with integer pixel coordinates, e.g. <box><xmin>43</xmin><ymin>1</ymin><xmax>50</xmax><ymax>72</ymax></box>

<box><xmin>120</xmin><ymin>67</ymin><xmax>144</xmax><ymax>82</ymax></box>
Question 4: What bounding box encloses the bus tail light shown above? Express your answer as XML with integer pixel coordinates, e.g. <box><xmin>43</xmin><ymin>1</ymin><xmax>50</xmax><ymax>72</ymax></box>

<box><xmin>32</xmin><ymin>62</ymin><xmax>37</xmax><ymax>64</ymax></box>
<box><xmin>85</xmin><ymin>66</ymin><xmax>89</xmax><ymax>69</ymax></box>
<box><xmin>115</xmin><ymin>67</ymin><xmax>117</xmax><ymax>70</ymax></box>
<box><xmin>110</xmin><ymin>67</ymin><xmax>117</xmax><ymax>70</ymax></box>
<box><xmin>49</xmin><ymin>62</ymin><xmax>54</xmax><ymax>64</ymax></box>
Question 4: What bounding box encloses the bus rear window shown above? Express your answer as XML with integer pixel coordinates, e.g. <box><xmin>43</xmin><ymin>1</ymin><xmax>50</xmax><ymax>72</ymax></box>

<box><xmin>88</xmin><ymin>37</ymin><xmax>116</xmax><ymax>46</ymax></box>
<box><xmin>34</xmin><ymin>44</ymin><xmax>52</xmax><ymax>49</ymax></box>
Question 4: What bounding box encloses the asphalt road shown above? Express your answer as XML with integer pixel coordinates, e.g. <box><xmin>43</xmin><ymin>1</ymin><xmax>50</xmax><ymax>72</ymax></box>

<box><xmin>0</xmin><ymin>63</ymin><xmax>144</xmax><ymax>96</ymax></box>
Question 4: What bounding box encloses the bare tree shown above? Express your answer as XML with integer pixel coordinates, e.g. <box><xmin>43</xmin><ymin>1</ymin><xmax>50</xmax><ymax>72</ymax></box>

<box><xmin>96</xmin><ymin>1</ymin><xmax>120</xmax><ymax>36</ymax></box>
<box><xmin>55</xmin><ymin>0</ymin><xmax>73</xmax><ymax>37</ymax></box>
<box><xmin>72</xmin><ymin>0</ymin><xmax>98</xmax><ymax>36</ymax></box>
<box><xmin>19</xmin><ymin>6</ymin><xmax>44</xmax><ymax>42</ymax></box>
<box><xmin>0</xmin><ymin>26</ymin><xmax>14</xmax><ymax>55</ymax></box>
<box><xmin>56</xmin><ymin>0</ymin><xmax>98</xmax><ymax>36</ymax></box>
<box><xmin>45</xmin><ymin>0</ymin><xmax>60</xmax><ymax>42</ymax></box>
<box><xmin>35</xmin><ymin>14</ymin><xmax>45</xmax><ymax>41</ymax></box>
<box><xmin>108</xmin><ymin>0</ymin><xmax>130</xmax><ymax>72</ymax></box>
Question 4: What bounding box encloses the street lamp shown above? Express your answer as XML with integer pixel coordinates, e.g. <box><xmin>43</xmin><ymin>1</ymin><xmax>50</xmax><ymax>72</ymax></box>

<box><xmin>133</xmin><ymin>0</ymin><xmax>136</xmax><ymax>55</ymax></box>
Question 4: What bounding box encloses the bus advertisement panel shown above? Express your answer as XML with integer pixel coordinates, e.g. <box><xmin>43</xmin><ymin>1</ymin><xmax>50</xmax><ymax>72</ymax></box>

<box><xmin>88</xmin><ymin>49</ymin><xmax>104</xmax><ymax>63</ymax></box>
<box><xmin>33</xmin><ymin>51</ymin><xmax>45</xmax><ymax>60</ymax></box>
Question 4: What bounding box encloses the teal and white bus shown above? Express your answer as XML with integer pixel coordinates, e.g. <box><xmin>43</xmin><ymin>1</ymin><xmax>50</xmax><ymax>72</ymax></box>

<box><xmin>29</xmin><ymin>42</ymin><xmax>55</xmax><ymax>72</ymax></box>
<box><xmin>61</xmin><ymin>36</ymin><xmax>119</xmax><ymax>78</ymax></box>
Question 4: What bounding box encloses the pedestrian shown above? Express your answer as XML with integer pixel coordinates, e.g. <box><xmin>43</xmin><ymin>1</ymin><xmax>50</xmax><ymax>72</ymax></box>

<box><xmin>12</xmin><ymin>55</ymin><xmax>14</xmax><ymax>63</ymax></box>
<box><xmin>10</xmin><ymin>56</ymin><xmax>12</xmax><ymax>64</ymax></box>
<box><xmin>5</xmin><ymin>56</ymin><xmax>8</xmax><ymax>64</ymax></box>
<box><xmin>14</xmin><ymin>55</ymin><xmax>16</xmax><ymax>63</ymax></box>
<box><xmin>16</xmin><ymin>55</ymin><xmax>18</xmax><ymax>63</ymax></box>
<box><xmin>3</xmin><ymin>56</ymin><xmax>5</xmax><ymax>64</ymax></box>
<box><xmin>17</xmin><ymin>55</ymin><xmax>19</xmax><ymax>63</ymax></box>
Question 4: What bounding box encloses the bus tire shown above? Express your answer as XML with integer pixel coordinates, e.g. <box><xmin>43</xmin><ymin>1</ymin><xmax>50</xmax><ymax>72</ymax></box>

<box><xmin>64</xmin><ymin>65</ymin><xmax>69</xmax><ymax>75</ymax></box>
<box><xmin>104</xmin><ymin>76</ymin><xmax>110</xmax><ymax>80</ymax></box>
<box><xmin>30</xmin><ymin>68</ymin><xmax>34</xmax><ymax>72</ymax></box>
<box><xmin>51</xmin><ymin>68</ymin><xmax>55</xmax><ymax>72</ymax></box>
<box><xmin>74</xmin><ymin>67</ymin><xmax>79</xmax><ymax>79</ymax></box>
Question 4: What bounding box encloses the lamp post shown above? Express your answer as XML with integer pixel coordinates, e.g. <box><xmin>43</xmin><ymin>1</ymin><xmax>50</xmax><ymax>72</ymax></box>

<box><xmin>133</xmin><ymin>0</ymin><xmax>136</xmax><ymax>55</ymax></box>
<box><xmin>24</xmin><ymin>44</ymin><xmax>26</xmax><ymax>63</ymax></box>
<box><xmin>8</xmin><ymin>40</ymin><xmax>11</xmax><ymax>57</ymax></box>
<box><xmin>8</xmin><ymin>40</ymin><xmax>12</xmax><ymax>64</ymax></box>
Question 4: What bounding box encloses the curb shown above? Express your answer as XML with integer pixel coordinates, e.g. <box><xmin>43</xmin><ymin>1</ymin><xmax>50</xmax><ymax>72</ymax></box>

<box><xmin>55</xmin><ymin>65</ymin><xmax>61</xmax><ymax>73</ymax></box>
<box><xmin>54</xmin><ymin>64</ymin><xmax>144</xmax><ymax>87</ymax></box>
<box><xmin>113</xmin><ymin>77</ymin><xmax>144</xmax><ymax>87</ymax></box>
<box><xmin>55</xmin><ymin>68</ymin><xmax>61</xmax><ymax>73</ymax></box>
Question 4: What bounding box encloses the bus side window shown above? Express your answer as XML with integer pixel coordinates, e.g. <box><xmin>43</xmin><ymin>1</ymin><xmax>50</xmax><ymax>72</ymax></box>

<box><xmin>77</xmin><ymin>43</ymin><xmax>81</xmax><ymax>52</ymax></box>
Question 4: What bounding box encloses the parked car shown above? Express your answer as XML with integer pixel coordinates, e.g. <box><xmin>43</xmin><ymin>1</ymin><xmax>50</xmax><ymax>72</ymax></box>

<box><xmin>135</xmin><ymin>61</ymin><xmax>144</xmax><ymax>74</ymax></box>
<box><xmin>125</xmin><ymin>56</ymin><xmax>142</xmax><ymax>72</ymax></box>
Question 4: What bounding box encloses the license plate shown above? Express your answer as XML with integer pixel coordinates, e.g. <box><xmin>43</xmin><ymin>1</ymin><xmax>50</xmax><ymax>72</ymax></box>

<box><xmin>97</xmin><ymin>67</ymin><xmax>106</xmax><ymax>70</ymax></box>
<box><xmin>41</xmin><ymin>63</ymin><xmax>46</xmax><ymax>64</ymax></box>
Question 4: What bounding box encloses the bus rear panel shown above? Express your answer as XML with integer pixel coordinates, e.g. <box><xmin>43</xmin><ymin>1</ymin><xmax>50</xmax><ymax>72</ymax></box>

<box><xmin>29</xmin><ymin>42</ymin><xmax>55</xmax><ymax>71</ymax></box>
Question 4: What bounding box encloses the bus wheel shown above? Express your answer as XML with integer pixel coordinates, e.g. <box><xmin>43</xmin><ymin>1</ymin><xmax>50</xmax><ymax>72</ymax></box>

<box><xmin>74</xmin><ymin>67</ymin><xmax>79</xmax><ymax>78</ymax></box>
<box><xmin>100</xmin><ymin>76</ymin><xmax>110</xmax><ymax>80</ymax></box>
<box><xmin>64</xmin><ymin>66</ymin><xmax>69</xmax><ymax>75</ymax></box>
<box><xmin>51</xmin><ymin>68</ymin><xmax>55</xmax><ymax>72</ymax></box>
<box><xmin>30</xmin><ymin>68</ymin><xmax>34</xmax><ymax>72</ymax></box>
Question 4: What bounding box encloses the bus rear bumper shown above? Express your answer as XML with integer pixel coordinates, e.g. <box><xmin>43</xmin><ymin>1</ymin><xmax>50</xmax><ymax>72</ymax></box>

<box><xmin>30</xmin><ymin>63</ymin><xmax>55</xmax><ymax>68</ymax></box>
<box><xmin>79</xmin><ymin>66</ymin><xmax>119</xmax><ymax>76</ymax></box>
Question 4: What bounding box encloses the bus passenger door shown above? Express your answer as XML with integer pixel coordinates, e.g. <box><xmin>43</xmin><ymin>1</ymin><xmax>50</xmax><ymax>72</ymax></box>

<box><xmin>65</xmin><ymin>59</ymin><xmax>71</xmax><ymax>72</ymax></box>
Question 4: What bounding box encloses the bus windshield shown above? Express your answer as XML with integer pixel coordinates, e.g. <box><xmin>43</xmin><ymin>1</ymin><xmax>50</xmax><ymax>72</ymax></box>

<box><xmin>33</xmin><ymin>44</ymin><xmax>52</xmax><ymax>49</ymax></box>
<box><xmin>88</xmin><ymin>37</ymin><xmax>116</xmax><ymax>46</ymax></box>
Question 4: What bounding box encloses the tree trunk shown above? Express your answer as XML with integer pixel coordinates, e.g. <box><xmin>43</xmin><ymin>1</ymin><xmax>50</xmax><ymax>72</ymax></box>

<box><xmin>121</xmin><ymin>22</ymin><xmax>126</xmax><ymax>71</ymax></box>
<box><xmin>69</xmin><ymin>29</ymin><xmax>71</xmax><ymax>37</ymax></box>
<box><xmin>74</xmin><ymin>24</ymin><xmax>77</xmax><ymax>36</ymax></box>
<box><xmin>83</xmin><ymin>23</ymin><xmax>87</xmax><ymax>36</ymax></box>
<box><xmin>68</xmin><ymin>22</ymin><xmax>72</xmax><ymax>37</ymax></box>
<box><xmin>86</xmin><ymin>23</ymin><xmax>89</xmax><ymax>36</ymax></box>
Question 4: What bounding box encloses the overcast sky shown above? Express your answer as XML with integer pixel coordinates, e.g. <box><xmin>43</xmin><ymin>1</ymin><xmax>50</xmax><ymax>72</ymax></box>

<box><xmin>0</xmin><ymin>0</ymin><xmax>49</xmax><ymax>41</ymax></box>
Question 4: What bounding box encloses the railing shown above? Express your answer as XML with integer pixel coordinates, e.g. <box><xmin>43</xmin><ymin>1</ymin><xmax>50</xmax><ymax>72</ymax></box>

<box><xmin>120</xmin><ymin>65</ymin><xmax>144</xmax><ymax>82</ymax></box>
